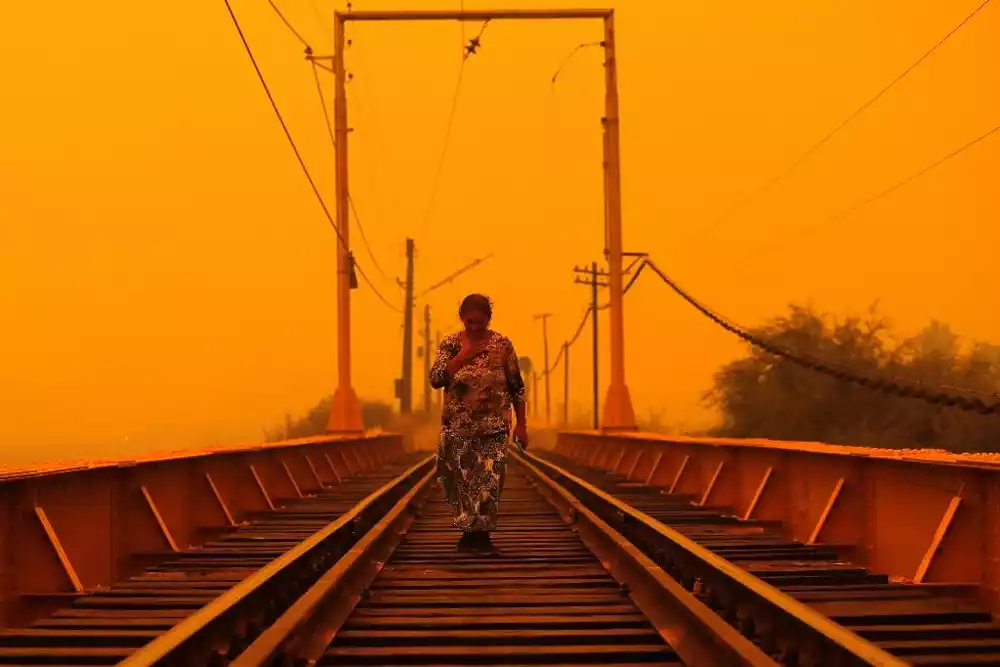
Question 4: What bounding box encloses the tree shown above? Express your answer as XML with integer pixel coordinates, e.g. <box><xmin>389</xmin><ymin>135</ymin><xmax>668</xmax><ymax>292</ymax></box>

<box><xmin>266</xmin><ymin>396</ymin><xmax>396</xmax><ymax>441</ymax></box>
<box><xmin>704</xmin><ymin>303</ymin><xmax>1000</xmax><ymax>453</ymax></box>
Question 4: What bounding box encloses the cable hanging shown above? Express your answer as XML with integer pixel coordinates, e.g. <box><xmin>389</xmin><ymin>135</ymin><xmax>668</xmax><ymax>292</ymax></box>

<box><xmin>541</xmin><ymin>262</ymin><xmax>646</xmax><ymax>378</ymax></box>
<box><xmin>266</xmin><ymin>0</ymin><xmax>312</xmax><ymax>51</ymax></box>
<box><xmin>310</xmin><ymin>61</ymin><xmax>395</xmax><ymax>285</ymax></box>
<box><xmin>596</xmin><ymin>260</ymin><xmax>647</xmax><ymax>311</ymax></box>
<box><xmin>417</xmin><ymin>252</ymin><xmax>495</xmax><ymax>299</ymax></box>
<box><xmin>756</xmin><ymin>120</ymin><xmax>1000</xmax><ymax>251</ymax></box>
<box><xmin>550</xmin><ymin>41</ymin><xmax>602</xmax><ymax>91</ymax></box>
<box><xmin>223</xmin><ymin>0</ymin><xmax>401</xmax><ymax>314</ymax></box>
<box><xmin>682</xmin><ymin>0</ymin><xmax>994</xmax><ymax>245</ymax></box>
<box><xmin>642</xmin><ymin>258</ymin><xmax>1000</xmax><ymax>415</ymax></box>
<box><xmin>420</xmin><ymin>20</ymin><xmax>491</xmax><ymax>238</ymax></box>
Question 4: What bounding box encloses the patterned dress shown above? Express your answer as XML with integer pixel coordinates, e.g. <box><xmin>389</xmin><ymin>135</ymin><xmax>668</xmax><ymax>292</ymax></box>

<box><xmin>429</xmin><ymin>330</ymin><xmax>527</xmax><ymax>532</ymax></box>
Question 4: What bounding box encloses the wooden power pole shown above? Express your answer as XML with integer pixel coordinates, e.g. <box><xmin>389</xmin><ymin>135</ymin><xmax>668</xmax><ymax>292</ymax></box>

<box><xmin>423</xmin><ymin>304</ymin><xmax>432</xmax><ymax>414</ymax></box>
<box><xmin>533</xmin><ymin>313</ymin><xmax>553</xmax><ymax>424</ymax></box>
<box><xmin>574</xmin><ymin>262</ymin><xmax>609</xmax><ymax>430</ymax></box>
<box><xmin>434</xmin><ymin>330</ymin><xmax>442</xmax><ymax>413</ymax></box>
<box><xmin>398</xmin><ymin>238</ymin><xmax>415</xmax><ymax>414</ymax></box>
<box><xmin>531</xmin><ymin>372</ymin><xmax>539</xmax><ymax>418</ymax></box>
<box><xmin>561</xmin><ymin>341</ymin><xmax>570</xmax><ymax>427</ymax></box>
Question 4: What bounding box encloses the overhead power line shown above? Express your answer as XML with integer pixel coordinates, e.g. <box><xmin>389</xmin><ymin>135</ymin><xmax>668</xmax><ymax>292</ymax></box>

<box><xmin>223</xmin><ymin>0</ymin><xmax>401</xmax><ymax>314</ymax></box>
<box><xmin>460</xmin><ymin>0</ymin><xmax>466</xmax><ymax>50</ymax></box>
<box><xmin>417</xmin><ymin>252</ymin><xmax>495</xmax><ymax>299</ymax></box>
<box><xmin>419</xmin><ymin>20</ymin><xmax>491</xmax><ymax>238</ymax></box>
<box><xmin>597</xmin><ymin>260</ymin><xmax>647</xmax><ymax>311</ymax></box>
<box><xmin>641</xmin><ymin>258</ymin><xmax>1000</xmax><ymax>415</ymax></box>
<box><xmin>683</xmin><ymin>0</ymin><xmax>994</xmax><ymax>244</ymax></box>
<box><xmin>758</xmin><ymin>119</ymin><xmax>1000</xmax><ymax>251</ymax></box>
<box><xmin>550</xmin><ymin>41</ymin><xmax>602</xmax><ymax>91</ymax></box>
<box><xmin>310</xmin><ymin>62</ymin><xmax>395</xmax><ymax>285</ymax></box>
<box><xmin>266</xmin><ymin>0</ymin><xmax>312</xmax><ymax>51</ymax></box>
<box><xmin>542</xmin><ymin>261</ymin><xmax>646</xmax><ymax>377</ymax></box>
<box><xmin>307</xmin><ymin>0</ymin><xmax>332</xmax><ymax>48</ymax></box>
<box><xmin>567</xmin><ymin>307</ymin><xmax>591</xmax><ymax>347</ymax></box>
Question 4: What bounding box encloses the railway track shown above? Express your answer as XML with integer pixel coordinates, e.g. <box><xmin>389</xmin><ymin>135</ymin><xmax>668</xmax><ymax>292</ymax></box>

<box><xmin>83</xmin><ymin>446</ymin><xmax>776</xmax><ymax>667</ymax></box>
<box><xmin>211</xmin><ymin>452</ymin><xmax>770</xmax><ymax>666</ymax></box>
<box><xmin>290</xmin><ymin>466</ymin><xmax>683</xmax><ymax>666</ymax></box>
<box><xmin>4</xmin><ymin>443</ymin><xmax>988</xmax><ymax>667</ymax></box>
<box><xmin>534</xmin><ymin>449</ymin><xmax>1000</xmax><ymax>667</ymax></box>
<box><xmin>0</xmin><ymin>451</ymin><xmax>429</xmax><ymax>666</ymax></box>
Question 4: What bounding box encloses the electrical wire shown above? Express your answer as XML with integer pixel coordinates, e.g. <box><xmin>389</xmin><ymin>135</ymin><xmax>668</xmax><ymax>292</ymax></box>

<box><xmin>550</xmin><ymin>41</ymin><xmax>602</xmax><ymax>91</ymax></box>
<box><xmin>460</xmin><ymin>0</ymin><xmax>466</xmax><ymax>53</ymax></box>
<box><xmin>567</xmin><ymin>307</ymin><xmax>591</xmax><ymax>347</ymax></box>
<box><xmin>419</xmin><ymin>20</ymin><xmax>490</xmax><ymax>238</ymax></box>
<box><xmin>417</xmin><ymin>252</ymin><xmax>495</xmax><ymax>299</ymax></box>
<box><xmin>266</xmin><ymin>0</ymin><xmax>394</xmax><ymax>288</ymax></box>
<box><xmin>310</xmin><ymin>61</ymin><xmax>395</xmax><ymax>284</ymax></box>
<box><xmin>266</xmin><ymin>0</ymin><xmax>312</xmax><ymax>51</ymax></box>
<box><xmin>682</xmin><ymin>0</ymin><xmax>994</xmax><ymax>245</ymax></box>
<box><xmin>547</xmin><ymin>345</ymin><xmax>566</xmax><ymax>374</ymax></box>
<box><xmin>223</xmin><ymin>0</ymin><xmax>401</xmax><ymax>313</ymax></box>
<box><xmin>543</xmin><ymin>261</ymin><xmax>647</xmax><ymax>378</ymax></box>
<box><xmin>418</xmin><ymin>67</ymin><xmax>466</xmax><ymax>238</ymax></box>
<box><xmin>596</xmin><ymin>260</ymin><xmax>647</xmax><ymax>311</ymax></box>
<box><xmin>311</xmin><ymin>61</ymin><xmax>337</xmax><ymax>147</ymax></box>
<box><xmin>356</xmin><ymin>263</ymin><xmax>404</xmax><ymax>312</ymax></box>
<box><xmin>308</xmin><ymin>0</ymin><xmax>331</xmax><ymax>48</ymax></box>
<box><xmin>642</xmin><ymin>258</ymin><xmax>1000</xmax><ymax>414</ymax></box>
<box><xmin>541</xmin><ymin>305</ymin><xmax>591</xmax><ymax>378</ymax></box>
<box><xmin>757</xmin><ymin>120</ymin><xmax>1000</xmax><ymax>251</ymax></box>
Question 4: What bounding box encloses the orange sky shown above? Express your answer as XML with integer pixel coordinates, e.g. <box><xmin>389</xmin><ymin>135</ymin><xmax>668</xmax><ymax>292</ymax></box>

<box><xmin>1</xmin><ymin>0</ymin><xmax>997</xmax><ymax>463</ymax></box>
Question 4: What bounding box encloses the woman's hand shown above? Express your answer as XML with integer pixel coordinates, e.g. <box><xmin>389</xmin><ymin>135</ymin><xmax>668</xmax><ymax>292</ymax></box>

<box><xmin>446</xmin><ymin>338</ymin><xmax>485</xmax><ymax>376</ymax></box>
<box><xmin>457</xmin><ymin>337</ymin><xmax>485</xmax><ymax>361</ymax></box>
<box><xmin>513</xmin><ymin>422</ymin><xmax>528</xmax><ymax>449</ymax></box>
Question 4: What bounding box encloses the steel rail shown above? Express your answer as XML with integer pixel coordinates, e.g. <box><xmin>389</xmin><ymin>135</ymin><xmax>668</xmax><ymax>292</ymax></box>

<box><xmin>231</xmin><ymin>466</ymin><xmax>438</xmax><ymax>665</ymax></box>
<box><xmin>523</xmin><ymin>450</ymin><xmax>908</xmax><ymax>667</ymax></box>
<box><xmin>510</xmin><ymin>450</ymin><xmax>777</xmax><ymax>667</ymax></box>
<box><xmin>119</xmin><ymin>454</ymin><xmax>436</xmax><ymax>666</ymax></box>
<box><xmin>341</xmin><ymin>8</ymin><xmax>612</xmax><ymax>21</ymax></box>
<box><xmin>226</xmin><ymin>449</ymin><xmax>777</xmax><ymax>667</ymax></box>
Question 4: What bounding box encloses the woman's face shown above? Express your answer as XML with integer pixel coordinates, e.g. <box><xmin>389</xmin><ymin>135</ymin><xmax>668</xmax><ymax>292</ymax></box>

<box><xmin>462</xmin><ymin>309</ymin><xmax>489</xmax><ymax>336</ymax></box>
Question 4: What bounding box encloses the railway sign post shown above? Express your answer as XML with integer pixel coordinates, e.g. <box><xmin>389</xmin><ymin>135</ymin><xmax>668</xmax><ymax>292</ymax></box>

<box><xmin>324</xmin><ymin>8</ymin><xmax>637</xmax><ymax>433</ymax></box>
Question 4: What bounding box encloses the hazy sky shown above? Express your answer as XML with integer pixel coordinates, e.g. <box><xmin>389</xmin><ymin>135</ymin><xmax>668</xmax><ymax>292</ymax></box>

<box><xmin>2</xmin><ymin>0</ymin><xmax>997</xmax><ymax>463</ymax></box>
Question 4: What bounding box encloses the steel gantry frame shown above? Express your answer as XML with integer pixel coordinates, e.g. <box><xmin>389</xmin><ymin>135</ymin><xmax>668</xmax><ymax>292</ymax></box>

<box><xmin>325</xmin><ymin>7</ymin><xmax>636</xmax><ymax>432</ymax></box>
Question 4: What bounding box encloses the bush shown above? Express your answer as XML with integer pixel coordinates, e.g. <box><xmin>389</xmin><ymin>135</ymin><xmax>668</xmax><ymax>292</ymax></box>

<box><xmin>705</xmin><ymin>303</ymin><xmax>1000</xmax><ymax>453</ymax></box>
<box><xmin>266</xmin><ymin>396</ymin><xmax>396</xmax><ymax>441</ymax></box>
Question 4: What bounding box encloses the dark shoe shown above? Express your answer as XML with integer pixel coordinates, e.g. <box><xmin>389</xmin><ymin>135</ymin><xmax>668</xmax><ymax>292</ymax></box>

<box><xmin>470</xmin><ymin>531</ymin><xmax>494</xmax><ymax>554</ymax></box>
<box><xmin>456</xmin><ymin>532</ymin><xmax>476</xmax><ymax>552</ymax></box>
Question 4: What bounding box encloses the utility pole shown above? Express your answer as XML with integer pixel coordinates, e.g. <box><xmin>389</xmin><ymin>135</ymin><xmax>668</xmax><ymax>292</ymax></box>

<box><xmin>435</xmin><ymin>331</ymin><xmax>442</xmax><ymax>413</ymax></box>
<box><xmin>531</xmin><ymin>372</ymin><xmax>539</xmax><ymax>418</ymax></box>
<box><xmin>325</xmin><ymin>16</ymin><xmax>363</xmax><ymax>434</ymax></box>
<box><xmin>324</xmin><ymin>8</ymin><xmax>635</xmax><ymax>432</ymax></box>
<box><xmin>601</xmin><ymin>12</ymin><xmax>637</xmax><ymax>431</ymax></box>
<box><xmin>533</xmin><ymin>313</ymin><xmax>553</xmax><ymax>424</ymax></box>
<box><xmin>519</xmin><ymin>357</ymin><xmax>534</xmax><ymax>417</ymax></box>
<box><xmin>574</xmin><ymin>262</ymin><xmax>609</xmax><ymax>430</ymax></box>
<box><xmin>562</xmin><ymin>341</ymin><xmax>569</xmax><ymax>427</ymax></box>
<box><xmin>591</xmin><ymin>264</ymin><xmax>599</xmax><ymax>431</ymax></box>
<box><xmin>398</xmin><ymin>238</ymin><xmax>416</xmax><ymax>415</ymax></box>
<box><xmin>423</xmin><ymin>304</ymin><xmax>432</xmax><ymax>414</ymax></box>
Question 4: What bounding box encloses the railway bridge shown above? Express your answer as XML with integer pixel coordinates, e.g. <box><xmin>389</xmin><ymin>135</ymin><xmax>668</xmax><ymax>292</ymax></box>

<box><xmin>1</xmin><ymin>428</ymin><xmax>1000</xmax><ymax>665</ymax></box>
<box><xmin>4</xmin><ymin>3</ymin><xmax>1000</xmax><ymax>665</ymax></box>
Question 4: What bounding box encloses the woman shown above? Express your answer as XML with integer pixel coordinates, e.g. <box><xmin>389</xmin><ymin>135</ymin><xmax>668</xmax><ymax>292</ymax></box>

<box><xmin>429</xmin><ymin>293</ymin><xmax>528</xmax><ymax>553</ymax></box>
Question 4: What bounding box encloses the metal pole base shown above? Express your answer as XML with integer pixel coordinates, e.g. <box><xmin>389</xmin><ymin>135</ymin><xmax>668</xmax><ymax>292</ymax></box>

<box><xmin>327</xmin><ymin>385</ymin><xmax>365</xmax><ymax>434</ymax></box>
<box><xmin>600</xmin><ymin>382</ymin><xmax>637</xmax><ymax>431</ymax></box>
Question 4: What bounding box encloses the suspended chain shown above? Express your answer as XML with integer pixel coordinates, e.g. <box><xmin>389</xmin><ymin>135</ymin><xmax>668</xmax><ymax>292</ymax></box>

<box><xmin>643</xmin><ymin>259</ymin><xmax>1000</xmax><ymax>415</ymax></box>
